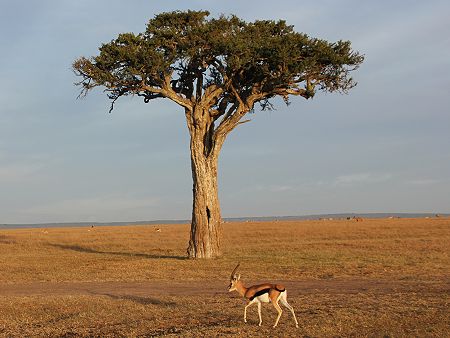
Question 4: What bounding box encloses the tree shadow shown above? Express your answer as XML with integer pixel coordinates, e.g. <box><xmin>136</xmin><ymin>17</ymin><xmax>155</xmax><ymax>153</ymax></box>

<box><xmin>94</xmin><ymin>292</ymin><xmax>177</xmax><ymax>307</ymax></box>
<box><xmin>48</xmin><ymin>243</ymin><xmax>187</xmax><ymax>260</ymax></box>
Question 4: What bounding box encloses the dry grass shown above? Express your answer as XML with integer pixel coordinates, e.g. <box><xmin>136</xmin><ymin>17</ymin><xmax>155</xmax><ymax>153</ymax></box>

<box><xmin>0</xmin><ymin>218</ymin><xmax>449</xmax><ymax>337</ymax></box>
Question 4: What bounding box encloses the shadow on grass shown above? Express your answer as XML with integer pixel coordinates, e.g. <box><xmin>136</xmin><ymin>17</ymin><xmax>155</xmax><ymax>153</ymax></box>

<box><xmin>0</xmin><ymin>235</ymin><xmax>16</xmax><ymax>244</ymax></box>
<box><xmin>48</xmin><ymin>243</ymin><xmax>187</xmax><ymax>260</ymax></box>
<box><xmin>95</xmin><ymin>292</ymin><xmax>177</xmax><ymax>307</ymax></box>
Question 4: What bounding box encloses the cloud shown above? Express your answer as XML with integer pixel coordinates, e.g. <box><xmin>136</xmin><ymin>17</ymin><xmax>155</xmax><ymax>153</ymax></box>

<box><xmin>406</xmin><ymin>179</ymin><xmax>439</xmax><ymax>186</ymax></box>
<box><xmin>249</xmin><ymin>184</ymin><xmax>296</xmax><ymax>193</ymax></box>
<box><xmin>269</xmin><ymin>185</ymin><xmax>295</xmax><ymax>192</ymax></box>
<box><xmin>334</xmin><ymin>173</ymin><xmax>392</xmax><ymax>186</ymax></box>
<box><xmin>0</xmin><ymin>163</ymin><xmax>43</xmax><ymax>183</ymax></box>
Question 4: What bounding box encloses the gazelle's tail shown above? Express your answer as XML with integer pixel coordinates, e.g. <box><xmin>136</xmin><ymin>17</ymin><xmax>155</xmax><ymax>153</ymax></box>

<box><xmin>275</xmin><ymin>285</ymin><xmax>286</xmax><ymax>292</ymax></box>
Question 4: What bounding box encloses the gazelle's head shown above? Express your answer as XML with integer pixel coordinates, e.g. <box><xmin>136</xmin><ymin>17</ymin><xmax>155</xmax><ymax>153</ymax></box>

<box><xmin>228</xmin><ymin>263</ymin><xmax>241</xmax><ymax>292</ymax></box>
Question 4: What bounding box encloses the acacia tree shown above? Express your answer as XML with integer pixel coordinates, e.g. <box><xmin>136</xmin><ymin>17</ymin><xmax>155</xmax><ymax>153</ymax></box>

<box><xmin>73</xmin><ymin>10</ymin><xmax>363</xmax><ymax>259</ymax></box>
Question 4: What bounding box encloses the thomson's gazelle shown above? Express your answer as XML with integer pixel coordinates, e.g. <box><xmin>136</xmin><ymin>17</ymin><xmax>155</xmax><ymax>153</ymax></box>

<box><xmin>228</xmin><ymin>263</ymin><xmax>299</xmax><ymax>328</ymax></box>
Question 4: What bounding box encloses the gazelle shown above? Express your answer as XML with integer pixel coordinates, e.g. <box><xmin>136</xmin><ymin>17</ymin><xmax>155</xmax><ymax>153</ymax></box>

<box><xmin>228</xmin><ymin>263</ymin><xmax>299</xmax><ymax>328</ymax></box>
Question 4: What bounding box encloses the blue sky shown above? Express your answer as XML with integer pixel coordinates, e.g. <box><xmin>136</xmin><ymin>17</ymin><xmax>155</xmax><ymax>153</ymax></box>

<box><xmin>1</xmin><ymin>1</ymin><xmax>449</xmax><ymax>223</ymax></box>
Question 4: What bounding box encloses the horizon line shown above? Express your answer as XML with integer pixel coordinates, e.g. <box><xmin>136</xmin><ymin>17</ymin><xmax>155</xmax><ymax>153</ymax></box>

<box><xmin>1</xmin><ymin>212</ymin><xmax>448</xmax><ymax>228</ymax></box>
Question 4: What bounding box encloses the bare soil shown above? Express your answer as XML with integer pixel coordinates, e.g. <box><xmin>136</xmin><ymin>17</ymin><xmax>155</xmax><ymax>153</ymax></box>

<box><xmin>1</xmin><ymin>278</ymin><xmax>448</xmax><ymax>298</ymax></box>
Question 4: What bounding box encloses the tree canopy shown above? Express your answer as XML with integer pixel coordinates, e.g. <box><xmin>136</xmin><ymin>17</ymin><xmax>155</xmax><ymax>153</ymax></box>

<box><xmin>74</xmin><ymin>10</ymin><xmax>363</xmax><ymax>122</ymax></box>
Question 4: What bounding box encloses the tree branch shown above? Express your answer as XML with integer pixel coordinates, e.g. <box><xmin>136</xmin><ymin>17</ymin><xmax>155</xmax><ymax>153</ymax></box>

<box><xmin>237</xmin><ymin>119</ymin><xmax>251</xmax><ymax>125</ymax></box>
<box><xmin>159</xmin><ymin>73</ymin><xmax>193</xmax><ymax>109</ymax></box>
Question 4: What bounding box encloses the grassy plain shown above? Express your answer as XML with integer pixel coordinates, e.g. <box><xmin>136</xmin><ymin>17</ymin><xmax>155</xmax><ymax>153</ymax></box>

<box><xmin>0</xmin><ymin>218</ymin><xmax>449</xmax><ymax>337</ymax></box>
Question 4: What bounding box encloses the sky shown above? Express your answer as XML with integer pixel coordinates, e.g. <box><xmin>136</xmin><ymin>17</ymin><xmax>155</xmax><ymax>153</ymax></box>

<box><xmin>1</xmin><ymin>0</ymin><xmax>449</xmax><ymax>224</ymax></box>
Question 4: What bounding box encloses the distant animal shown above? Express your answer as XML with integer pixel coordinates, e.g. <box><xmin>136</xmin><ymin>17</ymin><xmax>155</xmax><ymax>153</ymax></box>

<box><xmin>155</xmin><ymin>228</ymin><xmax>161</xmax><ymax>232</ymax></box>
<box><xmin>228</xmin><ymin>263</ymin><xmax>299</xmax><ymax>328</ymax></box>
<box><xmin>353</xmin><ymin>216</ymin><xmax>363</xmax><ymax>222</ymax></box>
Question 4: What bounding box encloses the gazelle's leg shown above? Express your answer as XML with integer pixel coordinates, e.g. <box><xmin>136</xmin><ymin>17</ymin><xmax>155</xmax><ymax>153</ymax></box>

<box><xmin>280</xmin><ymin>297</ymin><xmax>299</xmax><ymax>328</ymax></box>
<box><xmin>257</xmin><ymin>302</ymin><xmax>262</xmax><ymax>326</ymax></box>
<box><xmin>244</xmin><ymin>300</ymin><xmax>255</xmax><ymax>323</ymax></box>
<box><xmin>272</xmin><ymin>301</ymin><xmax>283</xmax><ymax>328</ymax></box>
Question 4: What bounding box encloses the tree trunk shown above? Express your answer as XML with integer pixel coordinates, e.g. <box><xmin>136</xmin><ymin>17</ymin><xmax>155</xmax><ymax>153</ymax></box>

<box><xmin>186</xmin><ymin>126</ymin><xmax>222</xmax><ymax>259</ymax></box>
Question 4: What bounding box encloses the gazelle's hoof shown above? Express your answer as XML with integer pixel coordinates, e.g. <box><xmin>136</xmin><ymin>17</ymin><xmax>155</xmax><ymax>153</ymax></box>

<box><xmin>258</xmin><ymin>323</ymin><xmax>262</xmax><ymax>327</ymax></box>
<box><xmin>273</xmin><ymin>325</ymin><xmax>277</xmax><ymax>328</ymax></box>
<box><xmin>295</xmin><ymin>325</ymin><xmax>299</xmax><ymax>328</ymax></box>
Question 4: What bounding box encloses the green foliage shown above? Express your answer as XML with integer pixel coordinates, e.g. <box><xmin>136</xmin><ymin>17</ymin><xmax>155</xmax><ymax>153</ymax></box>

<box><xmin>73</xmin><ymin>10</ymin><xmax>363</xmax><ymax>112</ymax></box>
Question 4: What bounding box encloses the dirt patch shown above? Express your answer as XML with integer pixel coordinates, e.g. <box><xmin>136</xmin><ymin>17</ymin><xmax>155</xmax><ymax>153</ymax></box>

<box><xmin>1</xmin><ymin>278</ymin><xmax>448</xmax><ymax>298</ymax></box>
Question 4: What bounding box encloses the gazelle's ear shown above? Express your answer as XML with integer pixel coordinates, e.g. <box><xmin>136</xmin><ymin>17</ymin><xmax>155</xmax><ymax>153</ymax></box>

<box><xmin>237</xmin><ymin>274</ymin><xmax>241</xmax><ymax>280</ymax></box>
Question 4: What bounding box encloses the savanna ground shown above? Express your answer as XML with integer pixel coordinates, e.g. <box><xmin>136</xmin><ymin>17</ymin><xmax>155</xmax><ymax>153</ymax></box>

<box><xmin>0</xmin><ymin>218</ymin><xmax>448</xmax><ymax>337</ymax></box>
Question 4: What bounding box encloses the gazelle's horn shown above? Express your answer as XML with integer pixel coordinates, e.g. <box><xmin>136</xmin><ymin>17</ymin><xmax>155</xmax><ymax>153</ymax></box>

<box><xmin>230</xmin><ymin>262</ymin><xmax>240</xmax><ymax>279</ymax></box>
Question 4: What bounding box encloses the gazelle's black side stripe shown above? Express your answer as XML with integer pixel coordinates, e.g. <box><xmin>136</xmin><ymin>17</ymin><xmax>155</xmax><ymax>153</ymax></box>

<box><xmin>249</xmin><ymin>288</ymin><xmax>271</xmax><ymax>301</ymax></box>
<box><xmin>275</xmin><ymin>286</ymin><xmax>286</xmax><ymax>292</ymax></box>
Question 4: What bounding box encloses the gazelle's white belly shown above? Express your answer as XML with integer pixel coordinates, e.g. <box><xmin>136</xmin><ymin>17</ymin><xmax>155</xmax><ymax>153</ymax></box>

<box><xmin>255</xmin><ymin>293</ymin><xmax>271</xmax><ymax>303</ymax></box>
